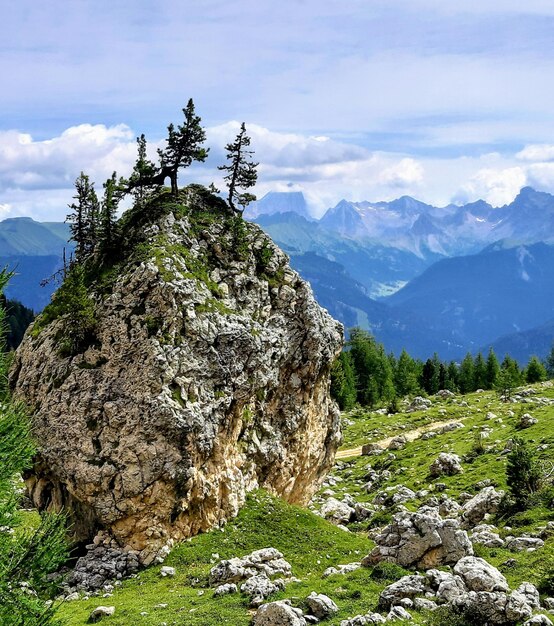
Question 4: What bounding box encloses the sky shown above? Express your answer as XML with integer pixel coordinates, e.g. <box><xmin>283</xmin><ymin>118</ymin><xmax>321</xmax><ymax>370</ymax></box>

<box><xmin>3</xmin><ymin>0</ymin><xmax>554</xmax><ymax>219</ymax></box>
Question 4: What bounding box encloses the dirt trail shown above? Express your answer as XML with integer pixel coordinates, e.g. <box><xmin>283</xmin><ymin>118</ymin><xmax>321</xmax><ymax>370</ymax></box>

<box><xmin>335</xmin><ymin>417</ymin><xmax>463</xmax><ymax>459</ymax></box>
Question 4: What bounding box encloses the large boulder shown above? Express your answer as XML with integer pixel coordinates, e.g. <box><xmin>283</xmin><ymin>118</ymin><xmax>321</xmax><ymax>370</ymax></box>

<box><xmin>453</xmin><ymin>557</ymin><xmax>509</xmax><ymax>593</ymax></box>
<box><xmin>11</xmin><ymin>194</ymin><xmax>343</xmax><ymax>565</ymax></box>
<box><xmin>362</xmin><ymin>507</ymin><xmax>473</xmax><ymax>569</ymax></box>
<box><xmin>461</xmin><ymin>487</ymin><xmax>504</xmax><ymax>528</ymax></box>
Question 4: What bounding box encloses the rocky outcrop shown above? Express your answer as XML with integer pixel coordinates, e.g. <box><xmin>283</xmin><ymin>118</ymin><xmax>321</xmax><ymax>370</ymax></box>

<box><xmin>11</xmin><ymin>193</ymin><xmax>343</xmax><ymax>564</ymax></box>
<box><xmin>362</xmin><ymin>507</ymin><xmax>473</xmax><ymax>569</ymax></box>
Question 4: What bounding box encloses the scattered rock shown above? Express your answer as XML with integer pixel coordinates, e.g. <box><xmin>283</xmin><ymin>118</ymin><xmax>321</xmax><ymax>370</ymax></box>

<box><xmin>438</xmin><ymin>422</ymin><xmax>464</xmax><ymax>434</ymax></box>
<box><xmin>436</xmin><ymin>390</ymin><xmax>455</xmax><ymax>399</ymax></box>
<box><xmin>362</xmin><ymin>507</ymin><xmax>473</xmax><ymax>569</ymax></box>
<box><xmin>505</xmin><ymin>536</ymin><xmax>545</xmax><ymax>552</ymax></box>
<box><xmin>209</xmin><ymin>548</ymin><xmax>292</xmax><ymax>586</ymax></box>
<box><xmin>470</xmin><ymin>525</ymin><xmax>505</xmax><ymax>548</ymax></box>
<box><xmin>320</xmin><ymin>497</ymin><xmax>355</xmax><ymax>525</ymax></box>
<box><xmin>241</xmin><ymin>574</ymin><xmax>284</xmax><ymax>607</ymax></box>
<box><xmin>68</xmin><ymin>544</ymin><xmax>140</xmax><ymax>591</ymax></box>
<box><xmin>516</xmin><ymin>582</ymin><xmax>541</xmax><ymax>609</ymax></box>
<box><xmin>323</xmin><ymin>563</ymin><xmax>361</xmax><ymax>577</ymax></box>
<box><xmin>305</xmin><ymin>592</ymin><xmax>339</xmax><ymax>619</ymax></box>
<box><xmin>388</xmin><ymin>436</ymin><xmax>408</xmax><ymax>451</ymax></box>
<box><xmin>406</xmin><ymin>397</ymin><xmax>432</xmax><ymax>412</ymax></box>
<box><xmin>362</xmin><ymin>443</ymin><xmax>385</xmax><ymax>456</ymax></box>
<box><xmin>453</xmin><ymin>557</ymin><xmax>509</xmax><ymax>593</ymax></box>
<box><xmin>387</xmin><ymin>605</ymin><xmax>412</xmax><ymax>621</ymax></box>
<box><xmin>253</xmin><ymin>601</ymin><xmax>307</xmax><ymax>626</ymax></box>
<box><xmin>340</xmin><ymin>613</ymin><xmax>387</xmax><ymax>625</ymax></box>
<box><xmin>518</xmin><ymin>413</ymin><xmax>538</xmax><ymax>428</ymax></box>
<box><xmin>213</xmin><ymin>583</ymin><xmax>238</xmax><ymax>597</ymax></box>
<box><xmin>88</xmin><ymin>606</ymin><xmax>115</xmax><ymax>623</ymax></box>
<box><xmin>461</xmin><ymin>487</ymin><xmax>504</xmax><ymax>528</ymax></box>
<box><xmin>160</xmin><ymin>566</ymin><xmax>175</xmax><ymax>577</ymax></box>
<box><xmin>379</xmin><ymin>575</ymin><xmax>429</xmax><ymax>609</ymax></box>
<box><xmin>429</xmin><ymin>453</ymin><xmax>463</xmax><ymax>477</ymax></box>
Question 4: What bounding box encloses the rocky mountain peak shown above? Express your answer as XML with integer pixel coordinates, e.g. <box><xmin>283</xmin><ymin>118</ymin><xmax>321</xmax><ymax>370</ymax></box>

<box><xmin>10</xmin><ymin>187</ymin><xmax>343</xmax><ymax>565</ymax></box>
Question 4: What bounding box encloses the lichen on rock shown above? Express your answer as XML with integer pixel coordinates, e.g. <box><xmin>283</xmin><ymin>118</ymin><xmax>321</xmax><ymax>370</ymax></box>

<box><xmin>11</xmin><ymin>188</ymin><xmax>343</xmax><ymax>565</ymax></box>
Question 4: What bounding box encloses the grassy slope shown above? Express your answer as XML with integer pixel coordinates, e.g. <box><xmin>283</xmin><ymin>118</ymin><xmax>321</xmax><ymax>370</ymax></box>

<box><xmin>58</xmin><ymin>383</ymin><xmax>554</xmax><ymax>625</ymax></box>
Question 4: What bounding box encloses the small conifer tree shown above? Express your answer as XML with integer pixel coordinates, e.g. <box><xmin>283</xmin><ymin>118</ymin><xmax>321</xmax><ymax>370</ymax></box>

<box><xmin>158</xmin><ymin>99</ymin><xmax>209</xmax><ymax>196</ymax></box>
<box><xmin>218</xmin><ymin>122</ymin><xmax>258</xmax><ymax>214</ymax></box>
<box><xmin>66</xmin><ymin>172</ymin><xmax>99</xmax><ymax>261</ymax></box>
<box><xmin>129</xmin><ymin>134</ymin><xmax>157</xmax><ymax>205</ymax></box>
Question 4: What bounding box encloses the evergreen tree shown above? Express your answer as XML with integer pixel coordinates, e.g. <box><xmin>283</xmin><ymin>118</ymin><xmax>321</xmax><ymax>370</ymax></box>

<box><xmin>347</xmin><ymin>328</ymin><xmax>395</xmax><ymax>407</ymax></box>
<box><xmin>421</xmin><ymin>356</ymin><xmax>440</xmax><ymax>395</ymax></box>
<box><xmin>129</xmin><ymin>134</ymin><xmax>157</xmax><ymax>205</ymax></box>
<box><xmin>158</xmin><ymin>99</ymin><xmax>209</xmax><ymax>196</ymax></box>
<box><xmin>525</xmin><ymin>355</ymin><xmax>547</xmax><ymax>384</ymax></box>
<box><xmin>218</xmin><ymin>122</ymin><xmax>258</xmax><ymax>213</ymax></box>
<box><xmin>446</xmin><ymin>361</ymin><xmax>459</xmax><ymax>392</ymax></box>
<box><xmin>459</xmin><ymin>352</ymin><xmax>475</xmax><ymax>394</ymax></box>
<box><xmin>497</xmin><ymin>355</ymin><xmax>522</xmax><ymax>399</ymax></box>
<box><xmin>394</xmin><ymin>349</ymin><xmax>421</xmax><ymax>397</ymax></box>
<box><xmin>485</xmin><ymin>348</ymin><xmax>500</xmax><ymax>389</ymax></box>
<box><xmin>0</xmin><ymin>271</ymin><xmax>67</xmax><ymax>624</ymax></box>
<box><xmin>99</xmin><ymin>171</ymin><xmax>125</xmax><ymax>256</ymax></box>
<box><xmin>66</xmin><ymin>172</ymin><xmax>99</xmax><ymax>261</ymax></box>
<box><xmin>473</xmin><ymin>352</ymin><xmax>487</xmax><ymax>390</ymax></box>
<box><xmin>330</xmin><ymin>352</ymin><xmax>357</xmax><ymax>410</ymax></box>
<box><xmin>506</xmin><ymin>437</ymin><xmax>542</xmax><ymax>510</ymax></box>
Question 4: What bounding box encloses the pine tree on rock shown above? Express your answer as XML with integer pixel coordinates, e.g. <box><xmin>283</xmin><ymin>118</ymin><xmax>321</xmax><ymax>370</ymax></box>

<box><xmin>218</xmin><ymin>122</ymin><xmax>258</xmax><ymax>214</ymax></box>
<box><xmin>158</xmin><ymin>99</ymin><xmax>209</xmax><ymax>196</ymax></box>
<box><xmin>129</xmin><ymin>134</ymin><xmax>157</xmax><ymax>205</ymax></box>
<box><xmin>100</xmin><ymin>171</ymin><xmax>125</xmax><ymax>256</ymax></box>
<box><xmin>66</xmin><ymin>172</ymin><xmax>99</xmax><ymax>261</ymax></box>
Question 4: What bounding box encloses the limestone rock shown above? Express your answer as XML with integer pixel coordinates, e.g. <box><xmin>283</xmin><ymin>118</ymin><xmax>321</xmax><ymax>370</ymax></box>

<box><xmin>11</xmin><ymin>199</ymin><xmax>342</xmax><ymax>565</ymax></box>
<box><xmin>320</xmin><ymin>497</ymin><xmax>354</xmax><ymax>524</ymax></box>
<box><xmin>68</xmin><ymin>544</ymin><xmax>139</xmax><ymax>591</ymax></box>
<box><xmin>379</xmin><ymin>575</ymin><xmax>429</xmax><ymax>609</ymax></box>
<box><xmin>453</xmin><ymin>557</ymin><xmax>509</xmax><ymax>592</ymax></box>
<box><xmin>362</xmin><ymin>507</ymin><xmax>472</xmax><ymax>569</ymax></box>
<box><xmin>241</xmin><ymin>574</ymin><xmax>284</xmax><ymax>607</ymax></box>
<box><xmin>461</xmin><ymin>486</ymin><xmax>504</xmax><ymax>528</ymax></box>
<box><xmin>340</xmin><ymin>614</ymin><xmax>387</xmax><ymax>625</ymax></box>
<box><xmin>516</xmin><ymin>582</ymin><xmax>541</xmax><ymax>609</ymax></box>
<box><xmin>322</xmin><ymin>563</ymin><xmax>360</xmax><ymax>577</ymax></box>
<box><xmin>253</xmin><ymin>601</ymin><xmax>307</xmax><ymax>626</ymax></box>
<box><xmin>209</xmin><ymin>548</ymin><xmax>292</xmax><ymax>586</ymax></box>
<box><xmin>505</xmin><ymin>536</ymin><xmax>545</xmax><ymax>552</ymax></box>
<box><xmin>88</xmin><ymin>606</ymin><xmax>115</xmax><ymax>622</ymax></box>
<box><xmin>386</xmin><ymin>605</ymin><xmax>412</xmax><ymax>620</ymax></box>
<box><xmin>305</xmin><ymin>592</ymin><xmax>339</xmax><ymax>619</ymax></box>
<box><xmin>470</xmin><ymin>525</ymin><xmax>505</xmax><ymax>548</ymax></box>
<box><xmin>213</xmin><ymin>583</ymin><xmax>238</xmax><ymax>597</ymax></box>
<box><xmin>429</xmin><ymin>453</ymin><xmax>463</xmax><ymax>477</ymax></box>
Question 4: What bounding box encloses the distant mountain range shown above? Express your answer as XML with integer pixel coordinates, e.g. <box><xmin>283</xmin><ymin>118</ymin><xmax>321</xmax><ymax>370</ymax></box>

<box><xmin>0</xmin><ymin>218</ymin><xmax>71</xmax><ymax>311</ymax></box>
<box><xmin>1</xmin><ymin>186</ymin><xmax>554</xmax><ymax>361</ymax></box>
<box><xmin>249</xmin><ymin>187</ymin><xmax>554</xmax><ymax>361</ymax></box>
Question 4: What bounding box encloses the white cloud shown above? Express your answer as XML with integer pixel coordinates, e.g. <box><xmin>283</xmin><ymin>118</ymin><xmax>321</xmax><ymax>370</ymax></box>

<box><xmin>516</xmin><ymin>144</ymin><xmax>554</xmax><ymax>162</ymax></box>
<box><xmin>379</xmin><ymin>158</ymin><xmax>424</xmax><ymax>187</ymax></box>
<box><xmin>457</xmin><ymin>166</ymin><xmax>527</xmax><ymax>206</ymax></box>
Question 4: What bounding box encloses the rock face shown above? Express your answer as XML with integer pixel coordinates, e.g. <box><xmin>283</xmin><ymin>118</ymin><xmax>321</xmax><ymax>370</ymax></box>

<box><xmin>11</xmin><ymin>193</ymin><xmax>343</xmax><ymax>564</ymax></box>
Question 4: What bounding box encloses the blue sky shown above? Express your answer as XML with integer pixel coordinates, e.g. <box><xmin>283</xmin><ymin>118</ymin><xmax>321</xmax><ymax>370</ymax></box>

<box><xmin>3</xmin><ymin>0</ymin><xmax>554</xmax><ymax>218</ymax></box>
